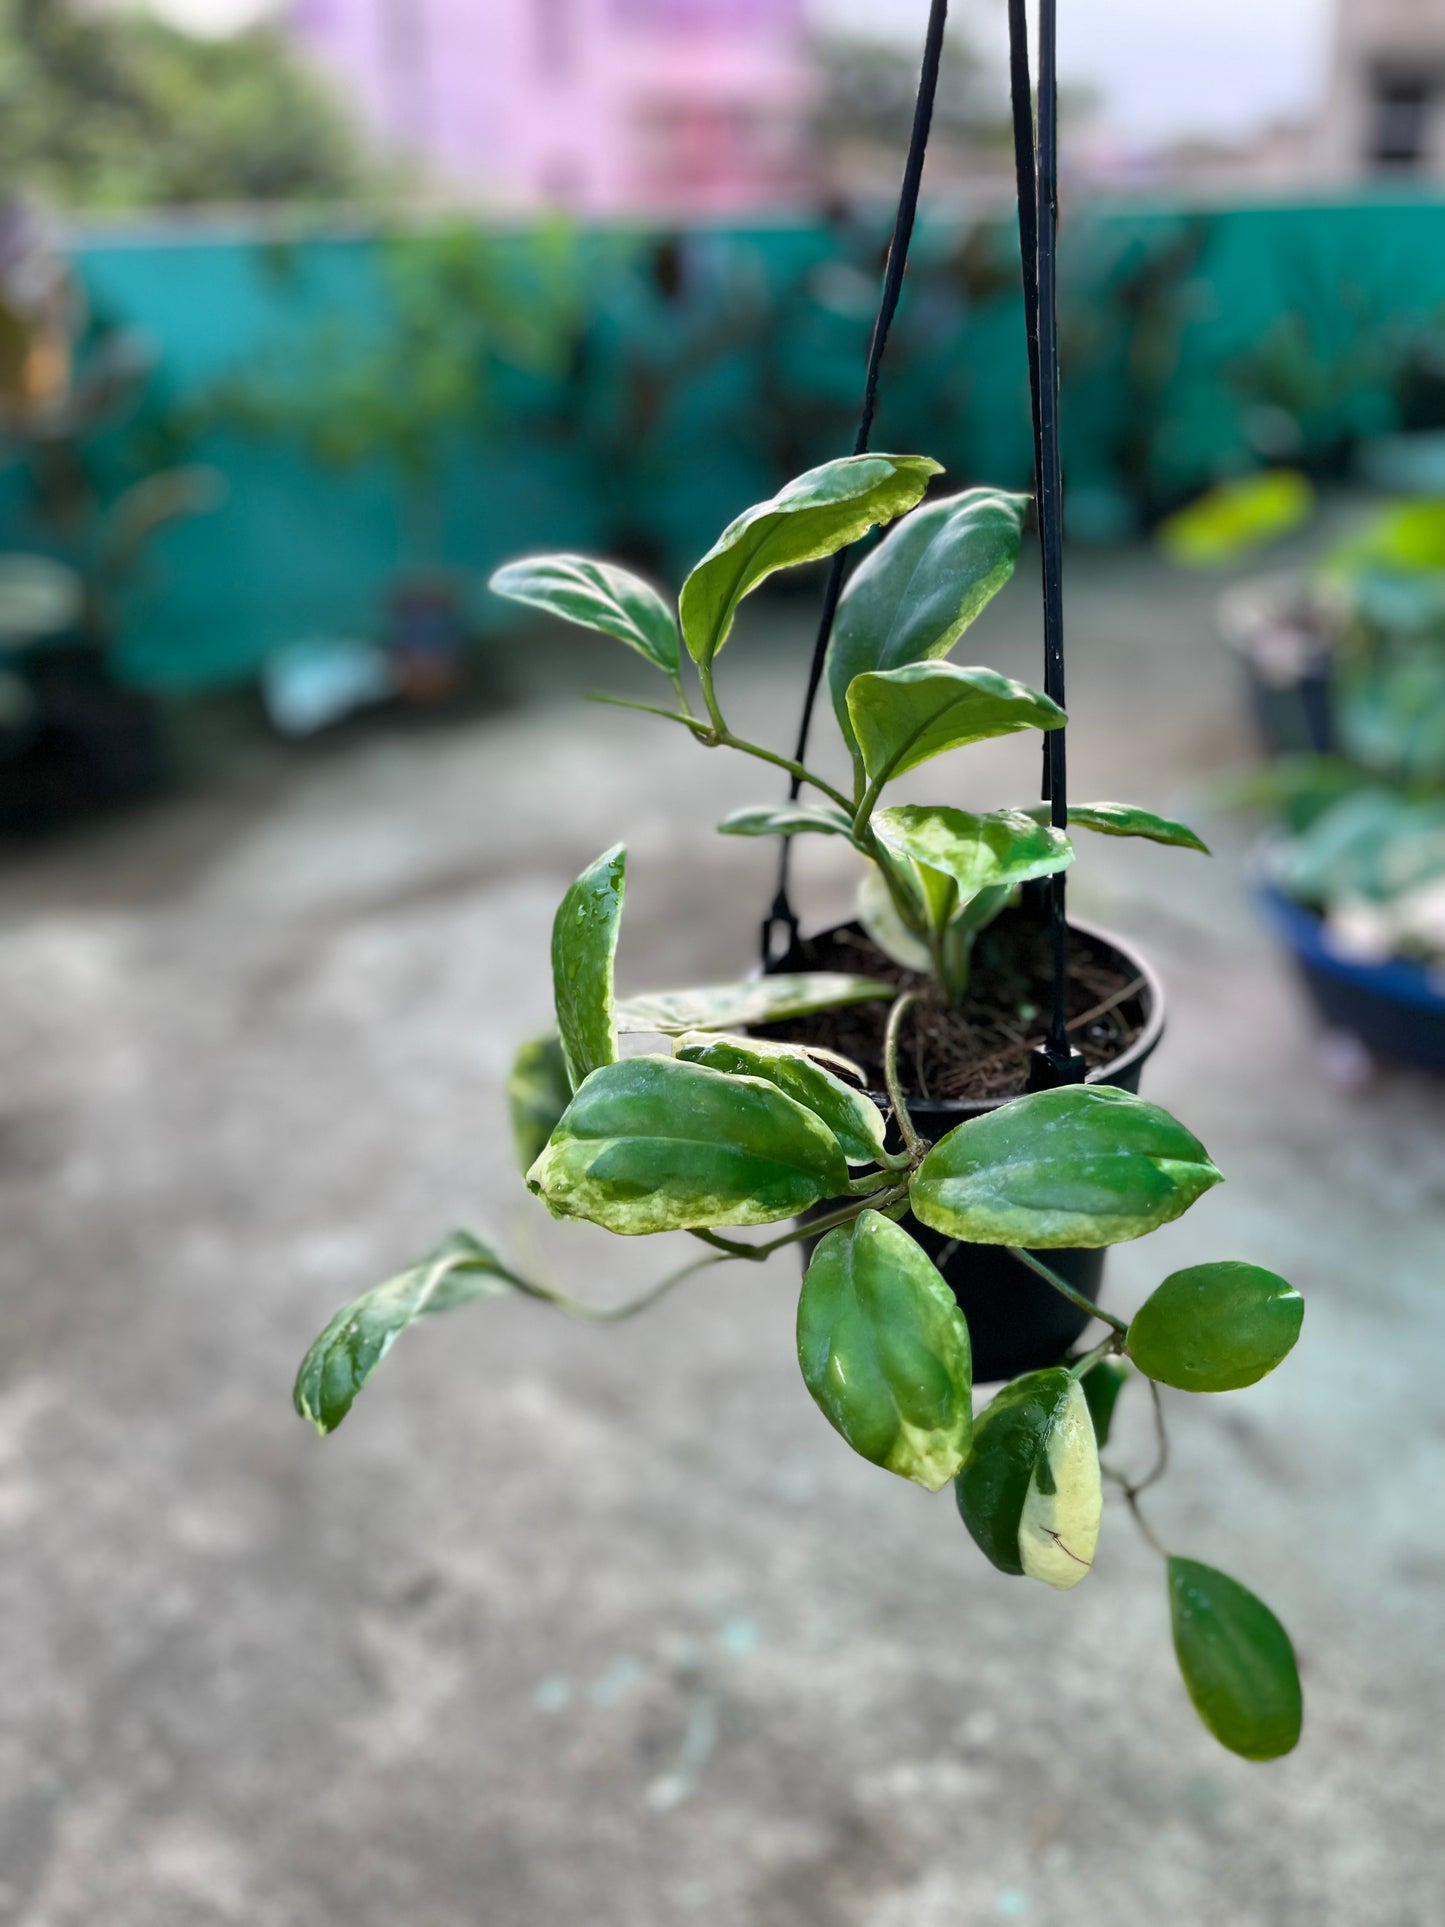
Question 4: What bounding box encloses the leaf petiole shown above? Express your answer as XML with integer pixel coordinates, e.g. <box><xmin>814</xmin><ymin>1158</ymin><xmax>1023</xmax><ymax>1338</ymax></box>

<box><xmin>882</xmin><ymin>990</ymin><xmax>926</xmax><ymax>1161</ymax></box>
<box><xmin>1012</xmin><ymin>1248</ymin><xmax>1130</xmax><ymax>1336</ymax></box>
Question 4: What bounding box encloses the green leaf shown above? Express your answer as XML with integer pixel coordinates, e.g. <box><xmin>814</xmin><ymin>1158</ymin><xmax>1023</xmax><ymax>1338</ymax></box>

<box><xmin>857</xmin><ymin>863</ymin><xmax>932</xmax><ymax>972</ymax></box>
<box><xmin>507</xmin><ymin>1033</ymin><xmax>573</xmax><ymax>1174</ymax></box>
<box><xmin>827</xmin><ymin>489</ymin><xmax>1030</xmax><ymax>750</ymax></box>
<box><xmin>679</xmin><ymin>454</ymin><xmax>940</xmax><ymax>666</ymax></box>
<box><xmin>1127</xmin><ymin>1262</ymin><xmax>1303</xmax><ymax>1392</ymax></box>
<box><xmin>911</xmin><ymin>1085</ymin><xmax>1222</xmax><ymax>1249</ymax></box>
<box><xmin>526</xmin><ymin>1054</ymin><xmax>849</xmax><ymax>1234</ymax></box>
<box><xmin>488</xmin><ymin>554</ymin><xmax>679</xmax><ymax>674</ymax></box>
<box><xmin>718</xmin><ymin>803</ymin><xmax>857</xmax><ymax>839</ymax></box>
<box><xmin>1028</xmin><ymin>800</ymin><xmax>1210</xmax><ymax>855</ymax></box>
<box><xmin>849</xmin><ymin>661</ymin><xmax>1064</xmax><ymax>791</ymax></box>
<box><xmin>1077</xmin><ymin>1357</ymin><xmax>1128</xmax><ymax>1448</ymax></box>
<box><xmin>294</xmin><ymin>1231</ymin><xmax>520</xmax><ymax>1435</ymax></box>
<box><xmin>873</xmin><ymin>805</ymin><xmax>1073</xmax><ymax>933</ymax></box>
<box><xmin>955</xmin><ymin>1368</ymin><xmax>1101</xmax><ymax>1588</ymax></box>
<box><xmin>616</xmin><ymin>973</ymin><xmax>892</xmax><ymax>1035</ymax></box>
<box><xmin>1168</xmin><ymin>1557</ymin><xmax>1302</xmax><ymax>1759</ymax></box>
<box><xmin>552</xmin><ymin>845</ymin><xmax>626</xmax><ymax>1091</ymax></box>
<box><xmin>798</xmin><ymin>1212</ymin><xmax>973</xmax><ymax>1491</ymax></box>
<box><xmin>675</xmin><ymin>1031</ymin><xmax>887</xmax><ymax>1164</ymax></box>
<box><xmin>1156</xmin><ymin>470</ymin><xmax>1313</xmax><ymax>569</ymax></box>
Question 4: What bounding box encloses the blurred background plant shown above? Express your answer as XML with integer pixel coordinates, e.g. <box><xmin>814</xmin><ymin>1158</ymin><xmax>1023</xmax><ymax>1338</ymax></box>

<box><xmin>0</xmin><ymin>0</ymin><xmax>377</xmax><ymax>211</ymax></box>
<box><xmin>0</xmin><ymin>200</ymin><xmax>221</xmax><ymax>821</ymax></box>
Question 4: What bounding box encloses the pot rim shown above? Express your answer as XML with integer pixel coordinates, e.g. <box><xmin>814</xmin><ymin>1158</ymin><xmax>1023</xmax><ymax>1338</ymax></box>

<box><xmin>778</xmin><ymin>912</ymin><xmax>1166</xmax><ymax>1119</ymax></box>
<box><xmin>1255</xmin><ymin>870</ymin><xmax>1445</xmax><ymax>1012</ymax></box>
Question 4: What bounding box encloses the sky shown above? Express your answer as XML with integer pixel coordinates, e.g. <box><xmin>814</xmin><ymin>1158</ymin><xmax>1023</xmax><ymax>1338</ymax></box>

<box><xmin>147</xmin><ymin>0</ymin><xmax>1338</xmax><ymax>148</ymax></box>
<box><xmin>815</xmin><ymin>0</ymin><xmax>1336</xmax><ymax>144</ymax></box>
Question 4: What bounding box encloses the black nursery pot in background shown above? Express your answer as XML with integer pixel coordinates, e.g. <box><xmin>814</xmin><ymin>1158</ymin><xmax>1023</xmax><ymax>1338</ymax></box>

<box><xmin>767</xmin><ymin>916</ymin><xmax>1166</xmax><ymax>1383</ymax></box>
<box><xmin>1216</xmin><ymin>575</ymin><xmax>1336</xmax><ymax>759</ymax></box>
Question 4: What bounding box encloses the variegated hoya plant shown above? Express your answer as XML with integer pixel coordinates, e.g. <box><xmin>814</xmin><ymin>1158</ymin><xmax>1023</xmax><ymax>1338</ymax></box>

<box><xmin>296</xmin><ymin>456</ymin><xmax>1305</xmax><ymax>1762</ymax></box>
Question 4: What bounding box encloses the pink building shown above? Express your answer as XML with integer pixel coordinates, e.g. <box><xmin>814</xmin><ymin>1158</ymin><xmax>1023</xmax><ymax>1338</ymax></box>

<box><xmin>291</xmin><ymin>0</ymin><xmax>817</xmax><ymax>215</ymax></box>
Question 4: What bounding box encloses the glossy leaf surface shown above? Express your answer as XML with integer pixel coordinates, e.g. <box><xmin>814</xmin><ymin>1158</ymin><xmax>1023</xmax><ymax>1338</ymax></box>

<box><xmin>849</xmin><ymin>661</ymin><xmax>1064</xmax><ymax>790</ymax></box>
<box><xmin>295</xmin><ymin>1231</ymin><xmax>519</xmax><ymax>1435</ymax></box>
<box><xmin>616</xmin><ymin>973</ymin><xmax>891</xmax><ymax>1035</ymax></box>
<box><xmin>955</xmin><ymin>1368</ymin><xmax>1101</xmax><ymax>1589</ymax></box>
<box><xmin>507</xmin><ymin>1033</ymin><xmax>573</xmax><ymax>1174</ymax></box>
<box><xmin>857</xmin><ymin>863</ymin><xmax>932</xmax><ymax>972</ymax></box>
<box><xmin>675</xmin><ymin>1031</ymin><xmax>886</xmax><ymax>1164</ymax></box>
<box><xmin>552</xmin><ymin>844</ymin><xmax>626</xmax><ymax>1091</ymax></box>
<box><xmin>798</xmin><ymin>1212</ymin><xmax>973</xmax><ymax>1490</ymax></box>
<box><xmin>912</xmin><ymin>1085</ymin><xmax>1222</xmax><ymax>1249</ymax></box>
<box><xmin>1029</xmin><ymin>800</ymin><xmax>1210</xmax><ymax>855</ymax></box>
<box><xmin>1128</xmin><ymin>1262</ymin><xmax>1303</xmax><ymax>1392</ymax></box>
<box><xmin>679</xmin><ymin>454</ymin><xmax>938</xmax><ymax>665</ymax></box>
<box><xmin>1168</xmin><ymin>1557</ymin><xmax>1303</xmax><ymax>1759</ymax></box>
<box><xmin>488</xmin><ymin>554</ymin><xmax>678</xmax><ymax>673</ymax></box>
<box><xmin>873</xmin><ymin>805</ymin><xmax>1072</xmax><ymax>931</ymax></box>
<box><xmin>1079</xmin><ymin>1357</ymin><xmax>1128</xmax><ymax>1448</ymax></box>
<box><xmin>718</xmin><ymin>802</ymin><xmax>856</xmax><ymax>839</ymax></box>
<box><xmin>827</xmin><ymin>488</ymin><xmax>1030</xmax><ymax>748</ymax></box>
<box><xmin>527</xmin><ymin>1054</ymin><xmax>849</xmax><ymax>1234</ymax></box>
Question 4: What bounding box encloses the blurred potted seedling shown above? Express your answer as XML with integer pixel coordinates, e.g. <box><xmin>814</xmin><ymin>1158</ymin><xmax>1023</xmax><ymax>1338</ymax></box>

<box><xmin>293</xmin><ymin>457</ymin><xmax>1307</xmax><ymax>1763</ymax></box>
<box><xmin>209</xmin><ymin>219</ymin><xmax>583</xmax><ymax>700</ymax></box>
<box><xmin>1165</xmin><ymin>469</ymin><xmax>1445</xmax><ymax>1069</ymax></box>
<box><xmin>0</xmin><ymin>202</ymin><xmax>222</xmax><ymax>827</ymax></box>
<box><xmin>1232</xmin><ymin>556</ymin><xmax>1445</xmax><ymax>1073</ymax></box>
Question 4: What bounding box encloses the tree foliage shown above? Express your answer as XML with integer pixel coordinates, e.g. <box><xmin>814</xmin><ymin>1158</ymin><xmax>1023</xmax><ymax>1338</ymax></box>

<box><xmin>0</xmin><ymin>0</ymin><xmax>377</xmax><ymax>209</ymax></box>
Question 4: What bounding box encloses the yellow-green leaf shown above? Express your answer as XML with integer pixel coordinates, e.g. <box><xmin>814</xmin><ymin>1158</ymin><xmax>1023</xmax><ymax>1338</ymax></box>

<box><xmin>526</xmin><ymin>1054</ymin><xmax>849</xmax><ymax>1235</ymax></box>
<box><xmin>849</xmin><ymin>661</ymin><xmax>1064</xmax><ymax>791</ymax></box>
<box><xmin>552</xmin><ymin>845</ymin><xmax>626</xmax><ymax>1091</ymax></box>
<box><xmin>488</xmin><ymin>553</ymin><xmax>679</xmax><ymax>672</ymax></box>
<box><xmin>911</xmin><ymin>1085</ymin><xmax>1222</xmax><ymax>1248</ymax></box>
<box><xmin>718</xmin><ymin>802</ymin><xmax>856</xmax><ymax>839</ymax></box>
<box><xmin>798</xmin><ymin>1212</ymin><xmax>973</xmax><ymax>1491</ymax></box>
<box><xmin>828</xmin><ymin>488</ymin><xmax>1030</xmax><ymax>749</ymax></box>
<box><xmin>675</xmin><ymin>1031</ymin><xmax>887</xmax><ymax>1164</ymax></box>
<box><xmin>1157</xmin><ymin>470</ymin><xmax>1313</xmax><ymax>569</ymax></box>
<box><xmin>679</xmin><ymin>454</ymin><xmax>939</xmax><ymax>666</ymax></box>
<box><xmin>1027</xmin><ymin>800</ymin><xmax>1210</xmax><ymax>855</ymax></box>
<box><xmin>507</xmin><ymin>1033</ymin><xmax>573</xmax><ymax>1174</ymax></box>
<box><xmin>955</xmin><ymin>1368</ymin><xmax>1101</xmax><ymax>1589</ymax></box>
<box><xmin>873</xmin><ymin>804</ymin><xmax>1073</xmax><ymax>935</ymax></box>
<box><xmin>616</xmin><ymin>973</ymin><xmax>892</xmax><ymax>1035</ymax></box>
<box><xmin>294</xmin><ymin>1231</ymin><xmax>521</xmax><ymax>1435</ymax></box>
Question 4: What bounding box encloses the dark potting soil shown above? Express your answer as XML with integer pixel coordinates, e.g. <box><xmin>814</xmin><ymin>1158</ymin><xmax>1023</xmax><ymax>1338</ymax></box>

<box><xmin>755</xmin><ymin>910</ymin><xmax>1149</xmax><ymax>1103</ymax></box>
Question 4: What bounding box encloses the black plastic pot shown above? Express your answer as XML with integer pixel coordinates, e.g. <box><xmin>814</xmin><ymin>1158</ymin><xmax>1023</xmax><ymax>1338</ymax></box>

<box><xmin>767</xmin><ymin>917</ymin><xmax>1166</xmax><ymax>1383</ymax></box>
<box><xmin>0</xmin><ymin>637</ymin><xmax>164</xmax><ymax>833</ymax></box>
<box><xmin>1259</xmin><ymin>880</ymin><xmax>1445</xmax><ymax>1071</ymax></box>
<box><xmin>1216</xmin><ymin>575</ymin><xmax>1335</xmax><ymax>758</ymax></box>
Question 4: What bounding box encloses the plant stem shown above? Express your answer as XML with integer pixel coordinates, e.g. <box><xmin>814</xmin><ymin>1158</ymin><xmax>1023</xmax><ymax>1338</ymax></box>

<box><xmin>756</xmin><ymin>1190</ymin><xmax>910</xmax><ymax>1253</ymax></box>
<box><xmin>715</xmin><ymin>729</ymin><xmax>855</xmax><ymax>814</ymax></box>
<box><xmin>1123</xmin><ymin>1486</ymin><xmax>1169</xmax><ymax>1559</ymax></box>
<box><xmin>587</xmin><ymin>692</ymin><xmax>854</xmax><ymax>812</ymax></box>
<box><xmin>1069</xmin><ymin>1333</ymin><xmax>1123</xmax><ymax>1379</ymax></box>
<box><xmin>1102</xmin><ymin>1377</ymin><xmax>1171</xmax><ymax>1558</ymax></box>
<box><xmin>698</xmin><ymin>660</ymin><xmax>728</xmax><ymax>737</ymax></box>
<box><xmin>587</xmin><ymin>691</ymin><xmax>710</xmax><ymax>739</ymax></box>
<box><xmin>882</xmin><ymin>990</ymin><xmax>925</xmax><ymax>1161</ymax></box>
<box><xmin>510</xmin><ymin>1250</ymin><xmax>730</xmax><ymax>1322</ymax></box>
<box><xmin>688</xmin><ymin>1185</ymin><xmax>911</xmax><ymax>1264</ymax></box>
<box><xmin>668</xmin><ymin>669</ymin><xmax>695</xmax><ymax>719</ymax></box>
<box><xmin>1012</xmin><ymin>1248</ymin><xmax>1130</xmax><ymax>1335</ymax></box>
<box><xmin>1132</xmin><ymin>1376</ymin><xmax>1170</xmax><ymax>1495</ymax></box>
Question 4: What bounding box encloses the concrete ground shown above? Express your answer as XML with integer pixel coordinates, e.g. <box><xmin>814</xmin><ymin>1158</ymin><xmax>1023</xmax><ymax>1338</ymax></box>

<box><xmin>1</xmin><ymin>545</ymin><xmax>1442</xmax><ymax>1927</ymax></box>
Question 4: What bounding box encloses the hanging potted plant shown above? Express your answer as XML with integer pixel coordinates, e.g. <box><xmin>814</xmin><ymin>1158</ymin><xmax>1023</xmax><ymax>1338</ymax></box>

<box><xmin>293</xmin><ymin>0</ymin><xmax>1306</xmax><ymax>1763</ymax></box>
